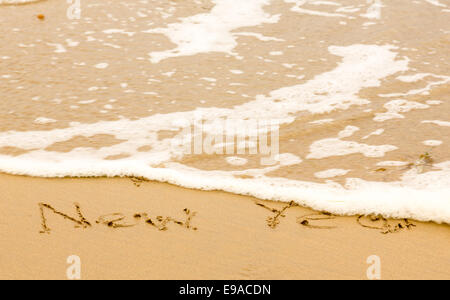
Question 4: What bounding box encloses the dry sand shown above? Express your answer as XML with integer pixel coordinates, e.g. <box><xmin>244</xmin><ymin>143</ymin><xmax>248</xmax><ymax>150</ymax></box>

<box><xmin>0</xmin><ymin>173</ymin><xmax>448</xmax><ymax>280</ymax></box>
<box><xmin>1</xmin><ymin>0</ymin><xmax>449</xmax><ymax>281</ymax></box>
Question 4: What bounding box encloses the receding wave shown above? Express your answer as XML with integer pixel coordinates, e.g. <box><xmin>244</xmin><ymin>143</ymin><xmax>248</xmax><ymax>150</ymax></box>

<box><xmin>1</xmin><ymin>0</ymin><xmax>449</xmax><ymax>224</ymax></box>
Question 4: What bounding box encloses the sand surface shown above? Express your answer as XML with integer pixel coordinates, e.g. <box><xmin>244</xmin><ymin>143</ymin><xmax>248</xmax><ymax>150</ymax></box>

<box><xmin>1</xmin><ymin>0</ymin><xmax>450</xmax><ymax>227</ymax></box>
<box><xmin>0</xmin><ymin>173</ymin><xmax>448</xmax><ymax>280</ymax></box>
<box><xmin>1</xmin><ymin>0</ymin><xmax>449</xmax><ymax>280</ymax></box>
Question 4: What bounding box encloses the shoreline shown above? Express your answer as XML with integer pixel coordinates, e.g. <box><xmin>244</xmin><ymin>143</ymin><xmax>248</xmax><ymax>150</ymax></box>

<box><xmin>0</xmin><ymin>173</ymin><xmax>448</xmax><ymax>279</ymax></box>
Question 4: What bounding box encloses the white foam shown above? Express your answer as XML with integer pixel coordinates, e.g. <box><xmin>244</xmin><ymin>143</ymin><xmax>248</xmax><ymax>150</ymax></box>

<box><xmin>307</xmin><ymin>126</ymin><xmax>397</xmax><ymax>159</ymax></box>
<box><xmin>103</xmin><ymin>29</ymin><xmax>135</xmax><ymax>37</ymax></box>
<box><xmin>310</xmin><ymin>118</ymin><xmax>333</xmax><ymax>125</ymax></box>
<box><xmin>380</xmin><ymin>73</ymin><xmax>450</xmax><ymax>98</ymax></box>
<box><xmin>269</xmin><ymin>51</ymin><xmax>283</xmax><ymax>56</ymax></box>
<box><xmin>374</xmin><ymin>100</ymin><xmax>429</xmax><ymax>122</ymax></box>
<box><xmin>362</xmin><ymin>129</ymin><xmax>384</xmax><ymax>139</ymax></box>
<box><xmin>285</xmin><ymin>0</ymin><xmax>348</xmax><ymax>18</ymax></box>
<box><xmin>422</xmin><ymin>120</ymin><xmax>450</xmax><ymax>127</ymax></box>
<box><xmin>234</xmin><ymin>32</ymin><xmax>285</xmax><ymax>42</ymax></box>
<box><xmin>66</xmin><ymin>39</ymin><xmax>79</xmax><ymax>47</ymax></box>
<box><xmin>200</xmin><ymin>77</ymin><xmax>217</xmax><ymax>82</ymax></box>
<box><xmin>360</xmin><ymin>0</ymin><xmax>383</xmax><ymax>20</ymax></box>
<box><xmin>226</xmin><ymin>156</ymin><xmax>248</xmax><ymax>166</ymax></box>
<box><xmin>397</xmin><ymin>73</ymin><xmax>429</xmax><ymax>82</ymax></box>
<box><xmin>2</xmin><ymin>44</ymin><xmax>448</xmax><ymax>223</ymax></box>
<box><xmin>310</xmin><ymin>1</ymin><xmax>341</xmax><ymax>6</ymax></box>
<box><xmin>426</xmin><ymin>100</ymin><xmax>443</xmax><ymax>105</ymax></box>
<box><xmin>78</xmin><ymin>99</ymin><xmax>96</xmax><ymax>104</ymax></box>
<box><xmin>423</xmin><ymin>140</ymin><xmax>443</xmax><ymax>146</ymax></box>
<box><xmin>285</xmin><ymin>0</ymin><xmax>384</xmax><ymax>20</ymax></box>
<box><xmin>424</xmin><ymin>0</ymin><xmax>447</xmax><ymax>7</ymax></box>
<box><xmin>145</xmin><ymin>0</ymin><xmax>279</xmax><ymax>63</ymax></box>
<box><xmin>376</xmin><ymin>161</ymin><xmax>409</xmax><ymax>167</ymax></box>
<box><xmin>338</xmin><ymin>126</ymin><xmax>359</xmax><ymax>138</ymax></box>
<box><xmin>0</xmin><ymin>0</ymin><xmax>40</xmax><ymax>3</ymax></box>
<box><xmin>34</xmin><ymin>117</ymin><xmax>57</xmax><ymax>125</ymax></box>
<box><xmin>95</xmin><ymin>63</ymin><xmax>109</xmax><ymax>69</ymax></box>
<box><xmin>1</xmin><ymin>156</ymin><xmax>449</xmax><ymax>224</ymax></box>
<box><xmin>276</xmin><ymin>153</ymin><xmax>303</xmax><ymax>166</ymax></box>
<box><xmin>47</xmin><ymin>43</ymin><xmax>67</xmax><ymax>54</ymax></box>
<box><xmin>336</xmin><ymin>6</ymin><xmax>360</xmax><ymax>13</ymax></box>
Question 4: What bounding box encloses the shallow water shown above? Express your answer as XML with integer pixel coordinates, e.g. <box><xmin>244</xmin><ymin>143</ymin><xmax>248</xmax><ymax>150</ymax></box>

<box><xmin>0</xmin><ymin>0</ymin><xmax>449</xmax><ymax>223</ymax></box>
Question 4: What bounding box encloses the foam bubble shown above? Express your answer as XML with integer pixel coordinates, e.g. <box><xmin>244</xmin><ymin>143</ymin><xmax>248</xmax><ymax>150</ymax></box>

<box><xmin>285</xmin><ymin>0</ymin><xmax>348</xmax><ymax>17</ymax></box>
<box><xmin>34</xmin><ymin>117</ymin><xmax>57</xmax><ymax>125</ymax></box>
<box><xmin>423</xmin><ymin>140</ymin><xmax>443</xmax><ymax>146</ymax></box>
<box><xmin>269</xmin><ymin>51</ymin><xmax>283</xmax><ymax>56</ymax></box>
<box><xmin>376</xmin><ymin>161</ymin><xmax>409</xmax><ymax>167</ymax></box>
<box><xmin>145</xmin><ymin>0</ymin><xmax>279</xmax><ymax>63</ymax></box>
<box><xmin>310</xmin><ymin>119</ymin><xmax>333</xmax><ymax>125</ymax></box>
<box><xmin>0</xmin><ymin>0</ymin><xmax>40</xmax><ymax>4</ymax></box>
<box><xmin>47</xmin><ymin>43</ymin><xmax>67</xmax><ymax>54</ymax></box>
<box><xmin>95</xmin><ymin>63</ymin><xmax>109</xmax><ymax>69</ymax></box>
<box><xmin>362</xmin><ymin>129</ymin><xmax>384</xmax><ymax>140</ymax></box>
<box><xmin>307</xmin><ymin>126</ymin><xmax>397</xmax><ymax>159</ymax></box>
<box><xmin>226</xmin><ymin>156</ymin><xmax>248</xmax><ymax>166</ymax></box>
<box><xmin>374</xmin><ymin>100</ymin><xmax>429</xmax><ymax>122</ymax></box>
<box><xmin>424</xmin><ymin>0</ymin><xmax>447</xmax><ymax>8</ymax></box>
<box><xmin>422</xmin><ymin>120</ymin><xmax>450</xmax><ymax>127</ymax></box>
<box><xmin>360</xmin><ymin>0</ymin><xmax>383</xmax><ymax>19</ymax></box>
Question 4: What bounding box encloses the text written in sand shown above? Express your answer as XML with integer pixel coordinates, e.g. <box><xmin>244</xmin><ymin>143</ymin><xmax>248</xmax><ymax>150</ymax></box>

<box><xmin>38</xmin><ymin>202</ymin><xmax>198</xmax><ymax>234</ymax></box>
<box><xmin>255</xmin><ymin>201</ymin><xmax>416</xmax><ymax>234</ymax></box>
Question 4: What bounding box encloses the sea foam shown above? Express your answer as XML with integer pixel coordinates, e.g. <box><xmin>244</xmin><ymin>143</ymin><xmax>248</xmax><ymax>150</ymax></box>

<box><xmin>0</xmin><ymin>44</ymin><xmax>449</xmax><ymax>224</ymax></box>
<box><xmin>145</xmin><ymin>0</ymin><xmax>278</xmax><ymax>63</ymax></box>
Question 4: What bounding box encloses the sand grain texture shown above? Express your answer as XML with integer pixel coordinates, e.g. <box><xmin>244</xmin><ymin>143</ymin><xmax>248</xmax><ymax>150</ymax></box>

<box><xmin>0</xmin><ymin>174</ymin><xmax>448</xmax><ymax>280</ymax></box>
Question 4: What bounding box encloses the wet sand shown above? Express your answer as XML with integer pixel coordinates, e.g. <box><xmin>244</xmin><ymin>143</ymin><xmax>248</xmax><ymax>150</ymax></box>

<box><xmin>1</xmin><ymin>0</ymin><xmax>449</xmax><ymax>280</ymax></box>
<box><xmin>0</xmin><ymin>173</ymin><xmax>448</xmax><ymax>280</ymax></box>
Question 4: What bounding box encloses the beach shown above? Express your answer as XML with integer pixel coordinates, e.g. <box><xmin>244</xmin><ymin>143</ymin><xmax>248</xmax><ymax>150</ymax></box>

<box><xmin>0</xmin><ymin>173</ymin><xmax>449</xmax><ymax>280</ymax></box>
